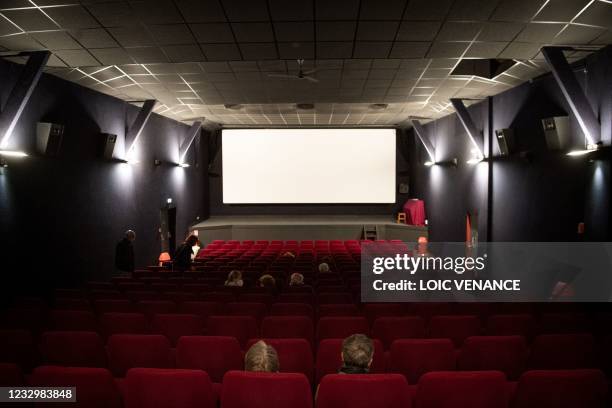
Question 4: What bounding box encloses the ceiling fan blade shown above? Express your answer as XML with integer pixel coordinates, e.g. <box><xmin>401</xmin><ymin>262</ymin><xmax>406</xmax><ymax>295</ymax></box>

<box><xmin>267</xmin><ymin>73</ymin><xmax>297</xmax><ymax>79</ymax></box>
<box><xmin>302</xmin><ymin>68</ymin><xmax>318</xmax><ymax>75</ymax></box>
<box><xmin>303</xmin><ymin>76</ymin><xmax>319</xmax><ymax>83</ymax></box>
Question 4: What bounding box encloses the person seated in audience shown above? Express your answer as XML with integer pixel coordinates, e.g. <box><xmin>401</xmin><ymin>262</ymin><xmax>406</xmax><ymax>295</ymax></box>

<box><xmin>318</xmin><ymin>262</ymin><xmax>331</xmax><ymax>273</ymax></box>
<box><xmin>280</xmin><ymin>251</ymin><xmax>296</xmax><ymax>259</ymax></box>
<box><xmin>225</xmin><ymin>270</ymin><xmax>244</xmax><ymax>287</ymax></box>
<box><xmin>339</xmin><ymin>334</ymin><xmax>373</xmax><ymax>374</ymax></box>
<box><xmin>115</xmin><ymin>230</ymin><xmax>136</xmax><ymax>274</ymax></box>
<box><xmin>173</xmin><ymin>235</ymin><xmax>199</xmax><ymax>271</ymax></box>
<box><xmin>258</xmin><ymin>274</ymin><xmax>277</xmax><ymax>294</ymax></box>
<box><xmin>289</xmin><ymin>272</ymin><xmax>305</xmax><ymax>286</ymax></box>
<box><xmin>244</xmin><ymin>340</ymin><xmax>279</xmax><ymax>372</ymax></box>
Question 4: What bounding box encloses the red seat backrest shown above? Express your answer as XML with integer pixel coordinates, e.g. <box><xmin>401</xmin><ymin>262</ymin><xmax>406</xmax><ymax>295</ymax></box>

<box><xmin>151</xmin><ymin>314</ymin><xmax>203</xmax><ymax>346</ymax></box>
<box><xmin>486</xmin><ymin>314</ymin><xmax>535</xmax><ymax>339</ymax></box>
<box><xmin>30</xmin><ymin>366</ymin><xmax>121</xmax><ymax>408</ymax></box>
<box><xmin>94</xmin><ymin>299</ymin><xmax>134</xmax><ymax>314</ymax></box>
<box><xmin>512</xmin><ymin>369</ymin><xmax>608</xmax><ymax>408</ymax></box>
<box><xmin>428</xmin><ymin>315</ymin><xmax>481</xmax><ymax>347</ymax></box>
<box><xmin>137</xmin><ymin>301</ymin><xmax>177</xmax><ymax>319</ymax></box>
<box><xmin>316</xmin><ymin>374</ymin><xmax>412</xmax><ymax>408</ymax></box>
<box><xmin>47</xmin><ymin>310</ymin><xmax>98</xmax><ymax>332</ymax></box>
<box><xmin>100</xmin><ymin>313</ymin><xmax>149</xmax><ymax>338</ymax></box>
<box><xmin>0</xmin><ymin>363</ymin><xmax>23</xmax><ymax>386</ymax></box>
<box><xmin>458</xmin><ymin>336</ymin><xmax>528</xmax><ymax>380</ymax></box>
<box><xmin>176</xmin><ymin>336</ymin><xmax>243</xmax><ymax>383</ymax></box>
<box><xmin>207</xmin><ymin>316</ymin><xmax>258</xmax><ymax>348</ymax></box>
<box><xmin>0</xmin><ymin>329</ymin><xmax>38</xmax><ymax>370</ymax></box>
<box><xmin>269</xmin><ymin>303</ymin><xmax>314</xmax><ymax>320</ymax></box>
<box><xmin>528</xmin><ymin>334</ymin><xmax>595</xmax><ymax>369</ymax></box>
<box><xmin>372</xmin><ymin>317</ymin><xmax>426</xmax><ymax>349</ymax></box>
<box><xmin>318</xmin><ymin>304</ymin><xmax>361</xmax><ymax>317</ymax></box>
<box><xmin>225</xmin><ymin>302</ymin><xmax>268</xmax><ymax>322</ymax></box>
<box><xmin>107</xmin><ymin>334</ymin><xmax>173</xmax><ymax>377</ymax></box>
<box><xmin>124</xmin><ymin>368</ymin><xmax>216</xmax><ymax>408</ymax></box>
<box><xmin>221</xmin><ymin>371</ymin><xmax>312</xmax><ymax>408</ymax></box>
<box><xmin>362</xmin><ymin>304</ymin><xmax>406</xmax><ymax>325</ymax></box>
<box><xmin>388</xmin><ymin>339</ymin><xmax>456</xmax><ymax>384</ymax></box>
<box><xmin>415</xmin><ymin>371</ymin><xmax>508</xmax><ymax>408</ymax></box>
<box><xmin>261</xmin><ymin>316</ymin><xmax>314</xmax><ymax>348</ymax></box>
<box><xmin>40</xmin><ymin>331</ymin><xmax>107</xmax><ymax>368</ymax></box>
<box><xmin>316</xmin><ymin>317</ymin><xmax>369</xmax><ymax>343</ymax></box>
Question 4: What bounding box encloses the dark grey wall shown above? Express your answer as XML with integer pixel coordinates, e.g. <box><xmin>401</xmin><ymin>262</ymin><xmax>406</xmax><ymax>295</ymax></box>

<box><xmin>0</xmin><ymin>59</ymin><xmax>208</xmax><ymax>291</ymax></box>
<box><xmin>207</xmin><ymin>130</ymin><xmax>411</xmax><ymax>216</ymax></box>
<box><xmin>409</xmin><ymin>46</ymin><xmax>612</xmax><ymax>242</ymax></box>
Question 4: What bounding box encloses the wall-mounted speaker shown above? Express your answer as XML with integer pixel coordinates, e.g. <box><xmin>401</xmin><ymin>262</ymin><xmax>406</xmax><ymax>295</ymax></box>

<box><xmin>398</xmin><ymin>183</ymin><xmax>409</xmax><ymax>194</ymax></box>
<box><xmin>542</xmin><ymin>116</ymin><xmax>570</xmax><ymax>150</ymax></box>
<box><xmin>36</xmin><ymin>122</ymin><xmax>64</xmax><ymax>156</ymax></box>
<box><xmin>495</xmin><ymin>128</ymin><xmax>515</xmax><ymax>156</ymax></box>
<box><xmin>101</xmin><ymin>133</ymin><xmax>118</xmax><ymax>160</ymax></box>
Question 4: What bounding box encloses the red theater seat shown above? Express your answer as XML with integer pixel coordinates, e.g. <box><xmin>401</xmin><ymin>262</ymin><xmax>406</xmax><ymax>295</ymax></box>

<box><xmin>458</xmin><ymin>336</ymin><xmax>528</xmax><ymax>380</ymax></box>
<box><xmin>47</xmin><ymin>310</ymin><xmax>98</xmax><ymax>332</ymax></box>
<box><xmin>316</xmin><ymin>374</ymin><xmax>411</xmax><ymax>408</ymax></box>
<box><xmin>512</xmin><ymin>369</ymin><xmax>608</xmax><ymax>408</ymax></box>
<box><xmin>315</xmin><ymin>338</ymin><xmax>385</xmax><ymax>384</ymax></box>
<box><xmin>137</xmin><ymin>301</ymin><xmax>177</xmax><ymax>318</ymax></box>
<box><xmin>388</xmin><ymin>339</ymin><xmax>455</xmax><ymax>384</ymax></box>
<box><xmin>124</xmin><ymin>368</ymin><xmax>216</xmax><ymax>408</ymax></box>
<box><xmin>372</xmin><ymin>317</ymin><xmax>426</xmax><ymax>349</ymax></box>
<box><xmin>178</xmin><ymin>301</ymin><xmax>220</xmax><ymax>324</ymax></box>
<box><xmin>176</xmin><ymin>336</ymin><xmax>243</xmax><ymax>383</ymax></box>
<box><xmin>261</xmin><ymin>316</ymin><xmax>314</xmax><ymax>347</ymax></box>
<box><xmin>528</xmin><ymin>334</ymin><xmax>595</xmax><ymax>369</ymax></box>
<box><xmin>415</xmin><ymin>371</ymin><xmax>508</xmax><ymax>408</ymax></box>
<box><xmin>107</xmin><ymin>334</ymin><xmax>172</xmax><ymax>377</ymax></box>
<box><xmin>30</xmin><ymin>366</ymin><xmax>121</xmax><ymax>408</ymax></box>
<box><xmin>207</xmin><ymin>316</ymin><xmax>258</xmax><ymax>348</ymax></box>
<box><xmin>225</xmin><ymin>302</ymin><xmax>267</xmax><ymax>321</ymax></box>
<box><xmin>245</xmin><ymin>338</ymin><xmax>314</xmax><ymax>383</ymax></box>
<box><xmin>318</xmin><ymin>304</ymin><xmax>360</xmax><ymax>317</ymax></box>
<box><xmin>151</xmin><ymin>314</ymin><xmax>203</xmax><ymax>346</ymax></box>
<box><xmin>94</xmin><ymin>299</ymin><xmax>134</xmax><ymax>314</ymax></box>
<box><xmin>269</xmin><ymin>303</ymin><xmax>314</xmax><ymax>319</ymax></box>
<box><xmin>0</xmin><ymin>329</ymin><xmax>38</xmax><ymax>370</ymax></box>
<box><xmin>40</xmin><ymin>331</ymin><xmax>107</xmax><ymax>368</ymax></box>
<box><xmin>100</xmin><ymin>313</ymin><xmax>149</xmax><ymax>338</ymax></box>
<box><xmin>539</xmin><ymin>313</ymin><xmax>589</xmax><ymax>334</ymax></box>
<box><xmin>0</xmin><ymin>363</ymin><xmax>23</xmax><ymax>386</ymax></box>
<box><xmin>277</xmin><ymin>293</ymin><xmax>314</xmax><ymax>304</ymax></box>
<box><xmin>221</xmin><ymin>371</ymin><xmax>312</xmax><ymax>408</ymax></box>
<box><xmin>54</xmin><ymin>297</ymin><xmax>91</xmax><ymax>311</ymax></box>
<box><xmin>316</xmin><ymin>317</ymin><xmax>369</xmax><ymax>343</ymax></box>
<box><xmin>428</xmin><ymin>315</ymin><xmax>481</xmax><ymax>347</ymax></box>
<box><xmin>318</xmin><ymin>293</ymin><xmax>354</xmax><ymax>305</ymax></box>
<box><xmin>486</xmin><ymin>314</ymin><xmax>535</xmax><ymax>339</ymax></box>
<box><xmin>362</xmin><ymin>304</ymin><xmax>406</xmax><ymax>324</ymax></box>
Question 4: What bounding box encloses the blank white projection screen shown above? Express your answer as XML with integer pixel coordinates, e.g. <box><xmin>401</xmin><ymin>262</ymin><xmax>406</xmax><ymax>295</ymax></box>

<box><xmin>222</xmin><ymin>129</ymin><xmax>396</xmax><ymax>204</ymax></box>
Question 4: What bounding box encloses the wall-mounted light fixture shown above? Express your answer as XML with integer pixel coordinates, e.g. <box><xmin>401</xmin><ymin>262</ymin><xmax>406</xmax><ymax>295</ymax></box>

<box><xmin>178</xmin><ymin>121</ymin><xmax>202</xmax><ymax>167</ymax></box>
<box><xmin>0</xmin><ymin>150</ymin><xmax>28</xmax><ymax>158</ymax></box>
<box><xmin>410</xmin><ymin>119</ymin><xmax>436</xmax><ymax>166</ymax></box>
<box><xmin>567</xmin><ymin>143</ymin><xmax>599</xmax><ymax>157</ymax></box>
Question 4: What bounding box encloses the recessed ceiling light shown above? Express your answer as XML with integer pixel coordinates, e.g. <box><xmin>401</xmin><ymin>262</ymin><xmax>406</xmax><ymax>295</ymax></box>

<box><xmin>369</xmin><ymin>103</ymin><xmax>388</xmax><ymax>110</ymax></box>
<box><xmin>296</xmin><ymin>103</ymin><xmax>315</xmax><ymax>110</ymax></box>
<box><xmin>224</xmin><ymin>104</ymin><xmax>243</xmax><ymax>110</ymax></box>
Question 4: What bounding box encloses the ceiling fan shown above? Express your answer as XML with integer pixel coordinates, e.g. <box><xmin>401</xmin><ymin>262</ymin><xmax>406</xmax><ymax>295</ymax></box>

<box><xmin>267</xmin><ymin>59</ymin><xmax>319</xmax><ymax>83</ymax></box>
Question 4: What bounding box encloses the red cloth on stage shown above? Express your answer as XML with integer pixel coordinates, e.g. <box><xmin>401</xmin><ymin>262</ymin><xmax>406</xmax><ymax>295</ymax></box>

<box><xmin>403</xmin><ymin>199</ymin><xmax>426</xmax><ymax>226</ymax></box>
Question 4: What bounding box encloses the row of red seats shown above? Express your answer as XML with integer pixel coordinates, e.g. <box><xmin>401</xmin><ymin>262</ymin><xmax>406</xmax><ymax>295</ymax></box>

<box><xmin>3</xmin><ymin>330</ymin><xmax>610</xmax><ymax>382</ymax></box>
<box><xmin>1</xmin><ymin>363</ymin><xmax>607</xmax><ymax>408</ymax></box>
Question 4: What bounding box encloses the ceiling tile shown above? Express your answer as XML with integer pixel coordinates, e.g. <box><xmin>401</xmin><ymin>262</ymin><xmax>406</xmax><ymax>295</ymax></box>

<box><xmin>426</xmin><ymin>41</ymin><xmax>468</xmax><ymax>58</ymax></box>
<box><xmin>2</xmin><ymin>8</ymin><xmax>57</xmax><ymax>31</ymax></box>
<box><xmin>574</xmin><ymin>1</ymin><xmax>612</xmax><ymax>29</ymax></box>
<box><xmin>353</xmin><ymin>41</ymin><xmax>392</xmax><ymax>58</ymax></box>
<box><xmin>85</xmin><ymin>2</ymin><xmax>136</xmax><ymax>27</ymax></box>
<box><xmin>201</xmin><ymin>42</ymin><xmax>242</xmax><ymax>60</ymax></box>
<box><xmin>0</xmin><ymin>33</ymin><xmax>45</xmax><ymax>51</ymax></box>
<box><xmin>0</xmin><ymin>16</ymin><xmax>21</xmax><ymax>36</ymax></box>
<box><xmin>396</xmin><ymin>21</ymin><xmax>441</xmax><ymax>41</ymax></box>
<box><xmin>403</xmin><ymin>0</ymin><xmax>453</xmax><ymax>20</ymax></box>
<box><xmin>130</xmin><ymin>0</ymin><xmax>184</xmax><ymax>24</ymax></box>
<box><xmin>148</xmin><ymin>24</ymin><xmax>195</xmax><ymax>45</ymax></box>
<box><xmin>316</xmin><ymin>21</ymin><xmax>357</xmax><ymax>41</ymax></box>
<box><xmin>533</xmin><ymin>0</ymin><xmax>591</xmax><ymax>22</ymax></box>
<box><xmin>43</xmin><ymin>5</ymin><xmax>100</xmax><ymax>29</ymax></box>
<box><xmin>268</xmin><ymin>0</ymin><xmax>313</xmax><ymax>20</ymax></box>
<box><xmin>191</xmin><ymin>23</ymin><xmax>235</xmax><ymax>43</ymax></box>
<box><xmin>232</xmin><ymin>22</ymin><xmax>274</xmax><ymax>43</ymax></box>
<box><xmin>478</xmin><ymin>22</ymin><xmax>525</xmax><ymax>41</ymax></box>
<box><xmin>356</xmin><ymin>21</ymin><xmax>399</xmax><ymax>41</ymax></box>
<box><xmin>175</xmin><ymin>0</ymin><xmax>227</xmax><ymax>23</ymax></box>
<box><xmin>71</xmin><ymin>28</ymin><xmax>118</xmax><ymax>48</ymax></box>
<box><xmin>54</xmin><ymin>49</ymin><xmax>100</xmax><ymax>66</ymax></box>
<box><xmin>274</xmin><ymin>22</ymin><xmax>314</xmax><ymax>42</ymax></box>
<box><xmin>31</xmin><ymin>31</ymin><xmax>82</xmax><ymax>50</ymax></box>
<box><xmin>447</xmin><ymin>0</ymin><xmax>500</xmax><ymax>20</ymax></box>
<box><xmin>162</xmin><ymin>44</ymin><xmax>205</xmax><ymax>62</ymax></box>
<box><xmin>108</xmin><ymin>26</ymin><xmax>155</xmax><ymax>47</ymax></box>
<box><xmin>90</xmin><ymin>47</ymin><xmax>135</xmax><ymax>64</ymax></box>
<box><xmin>222</xmin><ymin>0</ymin><xmax>270</xmax><ymax>22</ymax></box>
<box><xmin>490</xmin><ymin>0</ymin><xmax>547</xmax><ymax>22</ymax></box>
<box><xmin>229</xmin><ymin>60</ymin><xmax>259</xmax><ymax>71</ymax></box>
<box><xmin>463</xmin><ymin>41</ymin><xmax>508</xmax><ymax>58</ymax></box>
<box><xmin>317</xmin><ymin>42</ymin><xmax>354</xmax><ymax>58</ymax></box>
<box><xmin>515</xmin><ymin>23</ymin><xmax>565</xmax><ymax>43</ymax></box>
<box><xmin>278</xmin><ymin>42</ymin><xmax>314</xmax><ymax>59</ymax></box>
<box><xmin>315</xmin><ymin>0</ymin><xmax>360</xmax><ymax>20</ymax></box>
<box><xmin>436</xmin><ymin>22</ymin><xmax>483</xmax><ymax>41</ymax></box>
<box><xmin>497</xmin><ymin>41</ymin><xmax>540</xmax><ymax>59</ymax></box>
<box><xmin>126</xmin><ymin>46</ymin><xmax>169</xmax><ymax>63</ymax></box>
<box><xmin>239</xmin><ymin>43</ymin><xmax>278</xmax><ymax>60</ymax></box>
<box><xmin>359</xmin><ymin>0</ymin><xmax>407</xmax><ymax>20</ymax></box>
<box><xmin>389</xmin><ymin>42</ymin><xmax>430</xmax><ymax>58</ymax></box>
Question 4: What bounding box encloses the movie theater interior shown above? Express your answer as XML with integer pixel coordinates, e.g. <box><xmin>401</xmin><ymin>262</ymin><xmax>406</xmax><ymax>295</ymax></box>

<box><xmin>0</xmin><ymin>0</ymin><xmax>611</xmax><ymax>406</ymax></box>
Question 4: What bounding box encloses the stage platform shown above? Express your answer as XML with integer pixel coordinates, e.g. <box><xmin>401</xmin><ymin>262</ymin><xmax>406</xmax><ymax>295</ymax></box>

<box><xmin>192</xmin><ymin>215</ymin><xmax>428</xmax><ymax>245</ymax></box>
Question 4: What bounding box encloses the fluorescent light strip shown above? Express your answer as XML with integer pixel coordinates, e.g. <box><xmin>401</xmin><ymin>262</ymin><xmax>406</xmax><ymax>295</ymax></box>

<box><xmin>0</xmin><ymin>150</ymin><xmax>28</xmax><ymax>157</ymax></box>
